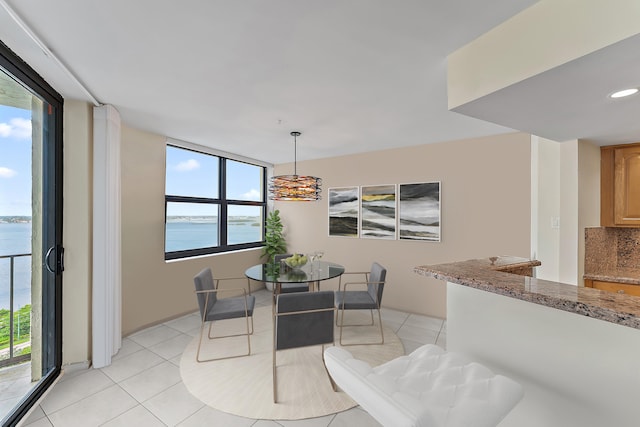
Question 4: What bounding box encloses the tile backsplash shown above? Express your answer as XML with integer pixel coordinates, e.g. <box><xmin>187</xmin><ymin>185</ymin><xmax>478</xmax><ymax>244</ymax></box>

<box><xmin>617</xmin><ymin>230</ymin><xmax>640</xmax><ymax>268</ymax></box>
<box><xmin>585</xmin><ymin>227</ymin><xmax>640</xmax><ymax>273</ymax></box>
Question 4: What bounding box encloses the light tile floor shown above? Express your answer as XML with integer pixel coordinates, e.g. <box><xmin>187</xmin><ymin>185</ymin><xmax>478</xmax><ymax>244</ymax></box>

<box><xmin>19</xmin><ymin>289</ymin><xmax>446</xmax><ymax>427</ymax></box>
<box><xmin>1</xmin><ymin>362</ymin><xmax>37</xmax><ymax>422</ymax></box>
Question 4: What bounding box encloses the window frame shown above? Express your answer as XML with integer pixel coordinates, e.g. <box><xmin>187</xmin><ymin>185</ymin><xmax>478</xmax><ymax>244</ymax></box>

<box><xmin>164</xmin><ymin>143</ymin><xmax>268</xmax><ymax>260</ymax></box>
<box><xmin>0</xmin><ymin>39</ymin><xmax>64</xmax><ymax>427</ymax></box>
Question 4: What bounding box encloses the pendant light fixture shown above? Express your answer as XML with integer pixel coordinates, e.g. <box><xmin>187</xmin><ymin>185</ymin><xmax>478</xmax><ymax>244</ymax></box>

<box><xmin>268</xmin><ymin>131</ymin><xmax>322</xmax><ymax>201</ymax></box>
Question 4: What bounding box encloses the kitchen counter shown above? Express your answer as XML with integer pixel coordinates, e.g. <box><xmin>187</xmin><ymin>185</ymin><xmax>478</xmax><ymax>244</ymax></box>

<box><xmin>415</xmin><ymin>255</ymin><xmax>640</xmax><ymax>330</ymax></box>
<box><xmin>415</xmin><ymin>255</ymin><xmax>640</xmax><ymax>426</ymax></box>
<box><xmin>584</xmin><ymin>267</ymin><xmax>640</xmax><ymax>285</ymax></box>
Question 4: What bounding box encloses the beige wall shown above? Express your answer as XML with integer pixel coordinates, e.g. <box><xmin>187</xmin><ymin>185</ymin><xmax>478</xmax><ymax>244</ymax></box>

<box><xmin>274</xmin><ymin>132</ymin><xmax>532</xmax><ymax>318</ymax></box>
<box><xmin>448</xmin><ymin>0</ymin><xmax>640</xmax><ymax>108</ymax></box>
<box><xmin>60</xmin><ymin>107</ymin><xmax>265</xmax><ymax>363</ymax></box>
<box><xmin>60</xmin><ymin>110</ymin><xmax>592</xmax><ymax>362</ymax></box>
<box><xmin>120</xmin><ymin>125</ymin><xmax>263</xmax><ymax>336</ymax></box>
<box><xmin>577</xmin><ymin>140</ymin><xmax>601</xmax><ymax>286</ymax></box>
<box><xmin>57</xmin><ymin>100</ymin><xmax>597</xmax><ymax>366</ymax></box>
<box><xmin>62</xmin><ymin>100</ymin><xmax>93</xmax><ymax>365</ymax></box>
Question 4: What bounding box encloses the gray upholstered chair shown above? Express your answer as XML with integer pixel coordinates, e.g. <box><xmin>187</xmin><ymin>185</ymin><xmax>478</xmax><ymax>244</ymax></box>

<box><xmin>335</xmin><ymin>262</ymin><xmax>386</xmax><ymax>345</ymax></box>
<box><xmin>273</xmin><ymin>253</ymin><xmax>310</xmax><ymax>294</ymax></box>
<box><xmin>273</xmin><ymin>291</ymin><xmax>336</xmax><ymax>403</ymax></box>
<box><xmin>193</xmin><ymin>267</ymin><xmax>255</xmax><ymax>362</ymax></box>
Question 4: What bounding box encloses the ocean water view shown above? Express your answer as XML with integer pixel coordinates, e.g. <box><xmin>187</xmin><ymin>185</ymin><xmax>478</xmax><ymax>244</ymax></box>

<box><xmin>165</xmin><ymin>216</ymin><xmax>262</xmax><ymax>252</ymax></box>
<box><xmin>0</xmin><ymin>222</ymin><xmax>32</xmax><ymax>310</ymax></box>
<box><xmin>1</xmin><ymin>218</ymin><xmax>263</xmax><ymax>309</ymax></box>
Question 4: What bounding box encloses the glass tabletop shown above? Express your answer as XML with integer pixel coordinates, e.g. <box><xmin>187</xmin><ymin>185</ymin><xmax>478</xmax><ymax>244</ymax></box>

<box><xmin>245</xmin><ymin>261</ymin><xmax>345</xmax><ymax>283</ymax></box>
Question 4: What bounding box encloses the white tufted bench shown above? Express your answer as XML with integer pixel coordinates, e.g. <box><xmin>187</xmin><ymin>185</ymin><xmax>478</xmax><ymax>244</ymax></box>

<box><xmin>324</xmin><ymin>344</ymin><xmax>523</xmax><ymax>427</ymax></box>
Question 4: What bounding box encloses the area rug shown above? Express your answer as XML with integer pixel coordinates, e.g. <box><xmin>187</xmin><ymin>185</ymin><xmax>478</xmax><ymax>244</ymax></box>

<box><xmin>180</xmin><ymin>305</ymin><xmax>404</xmax><ymax>420</ymax></box>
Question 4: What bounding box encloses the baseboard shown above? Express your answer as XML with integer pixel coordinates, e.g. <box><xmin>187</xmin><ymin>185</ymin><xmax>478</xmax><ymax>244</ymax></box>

<box><xmin>62</xmin><ymin>360</ymin><xmax>91</xmax><ymax>373</ymax></box>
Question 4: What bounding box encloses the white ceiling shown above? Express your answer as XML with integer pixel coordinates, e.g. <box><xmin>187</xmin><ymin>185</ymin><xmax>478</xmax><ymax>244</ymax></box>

<box><xmin>453</xmin><ymin>31</ymin><xmax>640</xmax><ymax>145</ymax></box>
<box><xmin>1</xmin><ymin>0</ymin><xmax>551</xmax><ymax>164</ymax></box>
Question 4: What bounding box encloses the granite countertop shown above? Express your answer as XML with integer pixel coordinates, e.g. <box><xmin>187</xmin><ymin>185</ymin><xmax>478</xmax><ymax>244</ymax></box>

<box><xmin>483</xmin><ymin>255</ymin><xmax>541</xmax><ymax>272</ymax></box>
<box><xmin>583</xmin><ymin>267</ymin><xmax>640</xmax><ymax>285</ymax></box>
<box><xmin>415</xmin><ymin>256</ymin><xmax>640</xmax><ymax>330</ymax></box>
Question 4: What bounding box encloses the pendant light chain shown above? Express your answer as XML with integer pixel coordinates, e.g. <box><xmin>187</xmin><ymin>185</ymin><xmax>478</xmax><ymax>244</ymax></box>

<box><xmin>268</xmin><ymin>131</ymin><xmax>322</xmax><ymax>201</ymax></box>
<box><xmin>293</xmin><ymin>131</ymin><xmax>298</xmax><ymax>176</ymax></box>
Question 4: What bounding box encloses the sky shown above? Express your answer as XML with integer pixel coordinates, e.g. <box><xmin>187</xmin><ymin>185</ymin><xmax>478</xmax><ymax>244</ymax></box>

<box><xmin>0</xmin><ymin>104</ymin><xmax>32</xmax><ymax>217</ymax></box>
<box><xmin>165</xmin><ymin>145</ymin><xmax>264</xmax><ymax>217</ymax></box>
<box><xmin>0</xmin><ymin>105</ymin><xmax>264</xmax><ymax>218</ymax></box>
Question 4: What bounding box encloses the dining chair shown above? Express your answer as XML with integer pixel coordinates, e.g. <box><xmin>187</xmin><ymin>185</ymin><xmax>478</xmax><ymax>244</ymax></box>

<box><xmin>273</xmin><ymin>291</ymin><xmax>337</xmax><ymax>403</ymax></box>
<box><xmin>193</xmin><ymin>267</ymin><xmax>255</xmax><ymax>362</ymax></box>
<box><xmin>273</xmin><ymin>253</ymin><xmax>310</xmax><ymax>293</ymax></box>
<box><xmin>335</xmin><ymin>262</ymin><xmax>386</xmax><ymax>346</ymax></box>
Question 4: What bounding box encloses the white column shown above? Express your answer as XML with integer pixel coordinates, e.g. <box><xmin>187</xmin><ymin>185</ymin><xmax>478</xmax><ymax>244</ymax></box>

<box><xmin>92</xmin><ymin>104</ymin><xmax>122</xmax><ymax>368</ymax></box>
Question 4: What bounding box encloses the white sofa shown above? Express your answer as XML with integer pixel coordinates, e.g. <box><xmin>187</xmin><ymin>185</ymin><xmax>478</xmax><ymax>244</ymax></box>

<box><xmin>324</xmin><ymin>344</ymin><xmax>523</xmax><ymax>427</ymax></box>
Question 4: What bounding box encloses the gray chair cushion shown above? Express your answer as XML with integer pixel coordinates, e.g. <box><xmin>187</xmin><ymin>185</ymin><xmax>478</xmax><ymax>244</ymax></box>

<box><xmin>194</xmin><ymin>267</ymin><xmax>217</xmax><ymax>315</ymax></box>
<box><xmin>280</xmin><ymin>283</ymin><xmax>310</xmax><ymax>293</ymax></box>
<box><xmin>335</xmin><ymin>290</ymin><xmax>377</xmax><ymax>310</ymax></box>
<box><xmin>206</xmin><ymin>294</ymin><xmax>255</xmax><ymax>321</ymax></box>
<box><xmin>367</xmin><ymin>262</ymin><xmax>386</xmax><ymax>305</ymax></box>
<box><xmin>336</xmin><ymin>262</ymin><xmax>387</xmax><ymax>310</ymax></box>
<box><xmin>194</xmin><ymin>267</ymin><xmax>255</xmax><ymax>321</ymax></box>
<box><xmin>276</xmin><ymin>291</ymin><xmax>334</xmax><ymax>350</ymax></box>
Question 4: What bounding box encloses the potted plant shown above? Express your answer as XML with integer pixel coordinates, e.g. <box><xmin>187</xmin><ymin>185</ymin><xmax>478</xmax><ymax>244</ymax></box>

<box><xmin>261</xmin><ymin>210</ymin><xmax>287</xmax><ymax>291</ymax></box>
<box><xmin>261</xmin><ymin>209</ymin><xmax>287</xmax><ymax>264</ymax></box>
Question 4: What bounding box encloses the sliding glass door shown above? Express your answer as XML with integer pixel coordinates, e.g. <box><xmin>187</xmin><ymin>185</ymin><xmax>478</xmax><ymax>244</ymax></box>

<box><xmin>0</xmin><ymin>41</ymin><xmax>63</xmax><ymax>426</ymax></box>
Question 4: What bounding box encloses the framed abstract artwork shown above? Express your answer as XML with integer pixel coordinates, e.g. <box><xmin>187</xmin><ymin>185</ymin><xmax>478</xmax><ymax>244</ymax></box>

<box><xmin>328</xmin><ymin>187</ymin><xmax>359</xmax><ymax>237</ymax></box>
<box><xmin>360</xmin><ymin>184</ymin><xmax>396</xmax><ymax>239</ymax></box>
<box><xmin>398</xmin><ymin>182</ymin><xmax>441</xmax><ymax>241</ymax></box>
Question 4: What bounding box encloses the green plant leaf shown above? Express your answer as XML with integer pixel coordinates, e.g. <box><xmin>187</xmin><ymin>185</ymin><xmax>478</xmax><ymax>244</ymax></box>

<box><xmin>261</xmin><ymin>209</ymin><xmax>287</xmax><ymax>262</ymax></box>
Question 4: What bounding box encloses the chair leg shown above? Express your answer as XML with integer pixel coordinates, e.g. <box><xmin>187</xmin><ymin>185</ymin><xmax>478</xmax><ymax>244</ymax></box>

<box><xmin>274</xmin><ymin>346</ymin><xmax>335</xmax><ymax>403</ymax></box>
<box><xmin>377</xmin><ymin>308</ymin><xmax>384</xmax><ymax>345</ymax></box>
<box><xmin>339</xmin><ymin>305</ymin><xmax>346</xmax><ymax>346</ymax></box>
<box><xmin>273</xmin><ymin>353</ymin><xmax>277</xmax><ymax>403</ymax></box>
<box><xmin>336</xmin><ymin>308</ymin><xmax>374</xmax><ymax>327</ymax></box>
<box><xmin>196</xmin><ymin>323</ymin><xmax>207</xmax><ymax>363</ymax></box>
<box><xmin>197</xmin><ymin>315</ymin><xmax>253</xmax><ymax>362</ymax></box>
<box><xmin>338</xmin><ymin>307</ymin><xmax>384</xmax><ymax>346</ymax></box>
<box><xmin>271</xmin><ymin>282</ymin><xmax>281</xmax><ymax>307</ymax></box>
<box><xmin>207</xmin><ymin>317</ymin><xmax>254</xmax><ymax>339</ymax></box>
<box><xmin>273</xmin><ymin>318</ymin><xmax>278</xmax><ymax>403</ymax></box>
<box><xmin>245</xmin><ymin>313</ymin><xmax>252</xmax><ymax>356</ymax></box>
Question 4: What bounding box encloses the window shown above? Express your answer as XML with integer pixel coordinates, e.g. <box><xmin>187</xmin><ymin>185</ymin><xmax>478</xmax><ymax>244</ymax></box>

<box><xmin>0</xmin><ymin>39</ymin><xmax>64</xmax><ymax>426</ymax></box>
<box><xmin>165</xmin><ymin>145</ymin><xmax>266</xmax><ymax>259</ymax></box>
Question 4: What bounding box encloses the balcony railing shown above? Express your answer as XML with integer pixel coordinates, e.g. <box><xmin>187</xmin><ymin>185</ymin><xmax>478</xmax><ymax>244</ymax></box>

<box><xmin>0</xmin><ymin>253</ymin><xmax>32</xmax><ymax>368</ymax></box>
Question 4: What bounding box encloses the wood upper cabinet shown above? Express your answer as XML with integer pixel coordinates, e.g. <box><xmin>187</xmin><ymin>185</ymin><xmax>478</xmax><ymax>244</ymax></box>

<box><xmin>601</xmin><ymin>143</ymin><xmax>640</xmax><ymax>226</ymax></box>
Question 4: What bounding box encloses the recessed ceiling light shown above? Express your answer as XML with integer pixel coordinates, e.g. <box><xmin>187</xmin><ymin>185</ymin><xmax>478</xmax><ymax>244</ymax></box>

<box><xmin>610</xmin><ymin>88</ymin><xmax>639</xmax><ymax>99</ymax></box>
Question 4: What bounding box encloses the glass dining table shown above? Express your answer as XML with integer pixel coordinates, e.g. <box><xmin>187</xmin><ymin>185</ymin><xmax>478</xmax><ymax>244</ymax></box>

<box><xmin>245</xmin><ymin>261</ymin><xmax>345</xmax><ymax>293</ymax></box>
